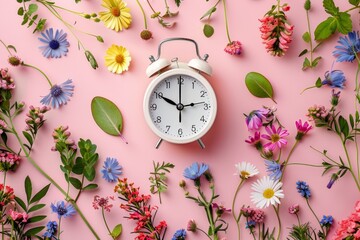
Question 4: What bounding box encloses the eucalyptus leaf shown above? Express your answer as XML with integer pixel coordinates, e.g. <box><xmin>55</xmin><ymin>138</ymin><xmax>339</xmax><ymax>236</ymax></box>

<box><xmin>302</xmin><ymin>32</ymin><xmax>311</xmax><ymax>43</ymax></box>
<box><xmin>203</xmin><ymin>24</ymin><xmax>214</xmax><ymax>38</ymax></box>
<box><xmin>111</xmin><ymin>224</ymin><xmax>123</xmax><ymax>238</ymax></box>
<box><xmin>91</xmin><ymin>96</ymin><xmax>128</xmax><ymax>143</ymax></box>
<box><xmin>245</xmin><ymin>72</ymin><xmax>276</xmax><ymax>103</ymax></box>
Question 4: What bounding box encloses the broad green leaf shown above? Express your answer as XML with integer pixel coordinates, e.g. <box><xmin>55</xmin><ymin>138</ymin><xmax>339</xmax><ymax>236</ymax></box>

<box><xmin>30</xmin><ymin>184</ymin><xmax>50</xmax><ymax>204</ymax></box>
<box><xmin>83</xmin><ymin>183</ymin><xmax>98</xmax><ymax>191</ymax></box>
<box><xmin>69</xmin><ymin>177</ymin><xmax>82</xmax><ymax>190</ymax></box>
<box><xmin>15</xmin><ymin>196</ymin><xmax>27</xmax><ymax>211</ymax></box>
<box><xmin>91</xmin><ymin>96</ymin><xmax>127</xmax><ymax>143</ymax></box>
<box><xmin>84</xmin><ymin>166</ymin><xmax>96</xmax><ymax>181</ymax></box>
<box><xmin>323</xmin><ymin>0</ymin><xmax>339</xmax><ymax>16</ymax></box>
<box><xmin>27</xmin><ymin>215</ymin><xmax>46</xmax><ymax>223</ymax></box>
<box><xmin>349</xmin><ymin>0</ymin><xmax>360</xmax><ymax>6</ymax></box>
<box><xmin>339</xmin><ymin>116</ymin><xmax>349</xmax><ymax>138</ymax></box>
<box><xmin>336</xmin><ymin>12</ymin><xmax>352</xmax><ymax>34</ymax></box>
<box><xmin>28</xmin><ymin>4</ymin><xmax>38</xmax><ymax>15</ymax></box>
<box><xmin>302</xmin><ymin>32</ymin><xmax>311</xmax><ymax>43</ymax></box>
<box><xmin>24</xmin><ymin>226</ymin><xmax>45</xmax><ymax>236</ymax></box>
<box><xmin>28</xmin><ymin>204</ymin><xmax>46</xmax><ymax>213</ymax></box>
<box><xmin>111</xmin><ymin>224</ymin><xmax>122</xmax><ymax>238</ymax></box>
<box><xmin>314</xmin><ymin>17</ymin><xmax>337</xmax><ymax>41</ymax></box>
<box><xmin>200</xmin><ymin>7</ymin><xmax>216</xmax><ymax>20</ymax></box>
<box><xmin>25</xmin><ymin>176</ymin><xmax>32</xmax><ymax>204</ymax></box>
<box><xmin>245</xmin><ymin>72</ymin><xmax>276</xmax><ymax>103</ymax></box>
<box><xmin>203</xmin><ymin>24</ymin><xmax>214</xmax><ymax>38</ymax></box>
<box><xmin>72</xmin><ymin>157</ymin><xmax>84</xmax><ymax>175</ymax></box>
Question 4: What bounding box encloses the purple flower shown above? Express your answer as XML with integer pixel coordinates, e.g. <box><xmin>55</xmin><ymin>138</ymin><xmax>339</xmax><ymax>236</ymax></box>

<box><xmin>322</xmin><ymin>70</ymin><xmax>346</xmax><ymax>89</ymax></box>
<box><xmin>50</xmin><ymin>201</ymin><xmax>76</xmax><ymax>219</ymax></box>
<box><xmin>40</xmin><ymin>79</ymin><xmax>74</xmax><ymax>108</ymax></box>
<box><xmin>245</xmin><ymin>109</ymin><xmax>269</xmax><ymax>131</ymax></box>
<box><xmin>38</xmin><ymin>28</ymin><xmax>69</xmax><ymax>58</ymax></box>
<box><xmin>101</xmin><ymin>157</ymin><xmax>122</xmax><ymax>183</ymax></box>
<box><xmin>333</xmin><ymin>31</ymin><xmax>360</xmax><ymax>62</ymax></box>
<box><xmin>183</xmin><ymin>162</ymin><xmax>208</xmax><ymax>180</ymax></box>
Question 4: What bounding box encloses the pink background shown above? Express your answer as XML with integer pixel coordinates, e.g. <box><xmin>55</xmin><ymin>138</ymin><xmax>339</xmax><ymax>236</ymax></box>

<box><xmin>2</xmin><ymin>0</ymin><xmax>360</xmax><ymax>239</ymax></box>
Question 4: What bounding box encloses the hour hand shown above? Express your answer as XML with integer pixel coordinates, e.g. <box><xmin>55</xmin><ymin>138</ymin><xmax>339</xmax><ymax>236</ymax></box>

<box><xmin>162</xmin><ymin>96</ymin><xmax>177</xmax><ymax>106</ymax></box>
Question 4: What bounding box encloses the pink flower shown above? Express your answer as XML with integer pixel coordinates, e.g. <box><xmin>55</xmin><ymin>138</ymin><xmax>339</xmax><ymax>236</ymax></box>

<box><xmin>92</xmin><ymin>195</ymin><xmax>114</xmax><ymax>212</ymax></box>
<box><xmin>9</xmin><ymin>209</ymin><xmax>28</xmax><ymax>222</ymax></box>
<box><xmin>282</xmin><ymin>4</ymin><xmax>290</xmax><ymax>11</ymax></box>
<box><xmin>295</xmin><ymin>119</ymin><xmax>312</xmax><ymax>140</ymax></box>
<box><xmin>212</xmin><ymin>203</ymin><xmax>231</xmax><ymax>216</ymax></box>
<box><xmin>187</xmin><ymin>219</ymin><xmax>197</xmax><ymax>232</ymax></box>
<box><xmin>261</xmin><ymin>125</ymin><xmax>289</xmax><ymax>150</ymax></box>
<box><xmin>224</xmin><ymin>41</ymin><xmax>242</xmax><ymax>55</ymax></box>
<box><xmin>0</xmin><ymin>151</ymin><xmax>21</xmax><ymax>172</ymax></box>
<box><xmin>251</xmin><ymin>209</ymin><xmax>265</xmax><ymax>223</ymax></box>
<box><xmin>246</xmin><ymin>109</ymin><xmax>270</xmax><ymax>131</ymax></box>
<box><xmin>289</xmin><ymin>204</ymin><xmax>300</xmax><ymax>214</ymax></box>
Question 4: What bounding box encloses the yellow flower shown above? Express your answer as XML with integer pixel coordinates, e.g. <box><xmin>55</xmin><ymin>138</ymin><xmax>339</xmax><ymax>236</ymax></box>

<box><xmin>105</xmin><ymin>45</ymin><xmax>131</xmax><ymax>74</ymax></box>
<box><xmin>99</xmin><ymin>0</ymin><xmax>132</xmax><ymax>32</ymax></box>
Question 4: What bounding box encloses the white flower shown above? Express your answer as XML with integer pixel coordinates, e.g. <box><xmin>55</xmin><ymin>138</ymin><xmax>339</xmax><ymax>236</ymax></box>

<box><xmin>250</xmin><ymin>176</ymin><xmax>284</xmax><ymax>209</ymax></box>
<box><xmin>234</xmin><ymin>162</ymin><xmax>259</xmax><ymax>180</ymax></box>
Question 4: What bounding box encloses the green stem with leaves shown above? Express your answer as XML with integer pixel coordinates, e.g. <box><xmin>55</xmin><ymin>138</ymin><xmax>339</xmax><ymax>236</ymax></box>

<box><xmin>232</xmin><ymin>179</ymin><xmax>244</xmax><ymax>240</ymax></box>
<box><xmin>222</xmin><ymin>0</ymin><xmax>231</xmax><ymax>43</ymax></box>
<box><xmin>102</xmin><ymin>208</ymin><xmax>114</xmax><ymax>240</ymax></box>
<box><xmin>341</xmin><ymin>138</ymin><xmax>360</xmax><ymax>191</ymax></box>
<box><xmin>354</xmin><ymin>57</ymin><xmax>360</xmax><ymax>182</ymax></box>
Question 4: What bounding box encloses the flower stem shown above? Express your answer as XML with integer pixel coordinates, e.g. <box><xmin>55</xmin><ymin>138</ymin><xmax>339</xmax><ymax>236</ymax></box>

<box><xmin>273</xmin><ymin>205</ymin><xmax>282</xmax><ymax>240</ymax></box>
<box><xmin>222</xmin><ymin>0</ymin><xmax>232</xmax><ymax>43</ymax></box>
<box><xmin>345</xmin><ymin>5</ymin><xmax>360</xmax><ymax>13</ymax></box>
<box><xmin>305</xmin><ymin>9</ymin><xmax>313</xmax><ymax>64</ymax></box>
<box><xmin>305</xmin><ymin>198</ymin><xmax>324</xmax><ymax>236</ymax></box>
<box><xmin>300</xmin><ymin>85</ymin><xmax>317</xmax><ymax>94</ymax></box>
<box><xmin>231</xmin><ymin>179</ymin><xmax>244</xmax><ymax>240</ymax></box>
<box><xmin>102</xmin><ymin>208</ymin><xmax>114</xmax><ymax>240</ymax></box>
<box><xmin>280</xmin><ymin>140</ymin><xmax>299</xmax><ymax>182</ymax></box>
<box><xmin>3</xmin><ymin>172</ymin><xmax>6</xmax><ymax>188</ymax></box>
<box><xmin>286</xmin><ymin>162</ymin><xmax>323</xmax><ymax>167</ymax></box>
<box><xmin>21</xmin><ymin>63</ymin><xmax>53</xmax><ymax>87</ymax></box>
<box><xmin>197</xmin><ymin>228</ymin><xmax>212</xmax><ymax>240</ymax></box>
<box><xmin>57</xmin><ymin>218</ymin><xmax>61</xmax><ymax>240</ymax></box>
<box><xmin>136</xmin><ymin>0</ymin><xmax>148</xmax><ymax>29</ymax></box>
<box><xmin>0</xmin><ymin>40</ymin><xmax>13</xmax><ymax>56</ymax></box>
<box><xmin>354</xmin><ymin>58</ymin><xmax>360</xmax><ymax>182</ymax></box>
<box><xmin>295</xmin><ymin>213</ymin><xmax>301</xmax><ymax>226</ymax></box>
<box><xmin>341</xmin><ymin>139</ymin><xmax>360</xmax><ymax>191</ymax></box>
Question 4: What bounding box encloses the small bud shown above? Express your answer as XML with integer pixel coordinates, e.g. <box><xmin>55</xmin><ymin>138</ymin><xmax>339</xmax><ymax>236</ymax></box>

<box><xmin>84</xmin><ymin>14</ymin><xmax>91</xmax><ymax>19</ymax></box>
<box><xmin>140</xmin><ymin>30</ymin><xmax>153</xmax><ymax>40</ymax></box>
<box><xmin>151</xmin><ymin>12</ymin><xmax>160</xmax><ymax>18</ymax></box>
<box><xmin>94</xmin><ymin>18</ymin><xmax>100</xmax><ymax>22</ymax></box>
<box><xmin>179</xmin><ymin>180</ymin><xmax>186</xmax><ymax>188</ymax></box>
<box><xmin>304</xmin><ymin>0</ymin><xmax>311</xmax><ymax>10</ymax></box>
<box><xmin>8</xmin><ymin>56</ymin><xmax>22</xmax><ymax>66</ymax></box>
<box><xmin>91</xmin><ymin>13</ymin><xmax>97</xmax><ymax>17</ymax></box>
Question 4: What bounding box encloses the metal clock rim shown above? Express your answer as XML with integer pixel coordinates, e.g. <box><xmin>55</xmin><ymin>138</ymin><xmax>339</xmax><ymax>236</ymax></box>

<box><xmin>143</xmin><ymin>68</ymin><xmax>217</xmax><ymax>144</ymax></box>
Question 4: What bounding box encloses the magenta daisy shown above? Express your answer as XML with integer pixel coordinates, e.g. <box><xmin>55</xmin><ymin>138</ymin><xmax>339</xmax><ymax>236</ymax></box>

<box><xmin>295</xmin><ymin>119</ymin><xmax>312</xmax><ymax>140</ymax></box>
<box><xmin>261</xmin><ymin>125</ymin><xmax>289</xmax><ymax>150</ymax></box>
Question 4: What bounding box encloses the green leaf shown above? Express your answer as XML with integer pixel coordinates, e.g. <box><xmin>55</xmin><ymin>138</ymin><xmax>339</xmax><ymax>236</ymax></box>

<box><xmin>323</xmin><ymin>0</ymin><xmax>339</xmax><ymax>16</ymax></box>
<box><xmin>350</xmin><ymin>114</ymin><xmax>355</xmax><ymax>129</ymax></box>
<box><xmin>23</xmin><ymin>131</ymin><xmax>33</xmax><ymax>146</ymax></box>
<box><xmin>84</xmin><ymin>166</ymin><xmax>96</xmax><ymax>181</ymax></box>
<box><xmin>174</xmin><ymin>0</ymin><xmax>182</xmax><ymax>7</ymax></box>
<box><xmin>302</xmin><ymin>32</ymin><xmax>311</xmax><ymax>43</ymax></box>
<box><xmin>27</xmin><ymin>215</ymin><xmax>46</xmax><ymax>223</ymax></box>
<box><xmin>15</xmin><ymin>196</ymin><xmax>27</xmax><ymax>211</ymax></box>
<box><xmin>83</xmin><ymin>183</ymin><xmax>98</xmax><ymax>191</ymax></box>
<box><xmin>91</xmin><ymin>96</ymin><xmax>126</xmax><ymax>140</ymax></box>
<box><xmin>28</xmin><ymin>4</ymin><xmax>38</xmax><ymax>15</ymax></box>
<box><xmin>25</xmin><ymin>176</ymin><xmax>32</xmax><ymax>204</ymax></box>
<box><xmin>312</xmin><ymin>56</ymin><xmax>322</xmax><ymax>67</ymax></box>
<box><xmin>203</xmin><ymin>24</ymin><xmax>214</xmax><ymax>38</ymax></box>
<box><xmin>111</xmin><ymin>224</ymin><xmax>122</xmax><ymax>238</ymax></box>
<box><xmin>302</xmin><ymin>57</ymin><xmax>311</xmax><ymax>70</ymax></box>
<box><xmin>96</xmin><ymin>35</ymin><xmax>104</xmax><ymax>43</ymax></box>
<box><xmin>24</xmin><ymin>226</ymin><xmax>45</xmax><ymax>236</ymax></box>
<box><xmin>299</xmin><ymin>49</ymin><xmax>308</xmax><ymax>57</ymax></box>
<box><xmin>28</xmin><ymin>204</ymin><xmax>46</xmax><ymax>213</ymax></box>
<box><xmin>349</xmin><ymin>0</ymin><xmax>360</xmax><ymax>6</ymax></box>
<box><xmin>245</xmin><ymin>72</ymin><xmax>276</xmax><ymax>103</ymax></box>
<box><xmin>339</xmin><ymin>116</ymin><xmax>349</xmax><ymax>138</ymax></box>
<box><xmin>85</xmin><ymin>50</ymin><xmax>98</xmax><ymax>69</ymax></box>
<box><xmin>30</xmin><ymin>184</ymin><xmax>50</xmax><ymax>204</ymax></box>
<box><xmin>336</xmin><ymin>12</ymin><xmax>352</xmax><ymax>34</ymax></box>
<box><xmin>200</xmin><ymin>7</ymin><xmax>216</xmax><ymax>20</ymax></box>
<box><xmin>69</xmin><ymin>177</ymin><xmax>82</xmax><ymax>190</ymax></box>
<box><xmin>18</xmin><ymin>7</ymin><xmax>24</xmax><ymax>16</ymax></box>
<box><xmin>314</xmin><ymin>17</ymin><xmax>337</xmax><ymax>41</ymax></box>
<box><xmin>72</xmin><ymin>157</ymin><xmax>84</xmax><ymax>175</ymax></box>
<box><xmin>1</xmin><ymin>132</ymin><xmax>8</xmax><ymax>145</ymax></box>
<box><xmin>315</xmin><ymin>77</ymin><xmax>323</xmax><ymax>88</ymax></box>
<box><xmin>17</xmin><ymin>0</ymin><xmax>23</xmax><ymax>3</ymax></box>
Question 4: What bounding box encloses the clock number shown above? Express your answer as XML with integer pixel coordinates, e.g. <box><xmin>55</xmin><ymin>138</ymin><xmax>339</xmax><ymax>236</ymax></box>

<box><xmin>191</xmin><ymin>125</ymin><xmax>197</xmax><ymax>133</ymax></box>
<box><xmin>150</xmin><ymin>104</ymin><xmax>157</xmax><ymax>111</ymax></box>
<box><xmin>178</xmin><ymin>128</ymin><xmax>183</xmax><ymax>136</ymax></box>
<box><xmin>165</xmin><ymin>125</ymin><xmax>171</xmax><ymax>133</ymax></box>
<box><xmin>154</xmin><ymin>91</ymin><xmax>163</xmax><ymax>99</ymax></box>
<box><xmin>200</xmin><ymin>90</ymin><xmax>207</xmax><ymax>97</ymax></box>
<box><xmin>165</xmin><ymin>80</ymin><xmax>170</xmax><ymax>89</ymax></box>
<box><xmin>178</xmin><ymin>76</ymin><xmax>184</xmax><ymax>85</ymax></box>
<box><xmin>204</xmin><ymin>103</ymin><xmax>209</xmax><ymax>110</ymax></box>
<box><xmin>200</xmin><ymin>115</ymin><xmax>207</xmax><ymax>122</ymax></box>
<box><xmin>155</xmin><ymin>116</ymin><xmax>161</xmax><ymax>123</ymax></box>
<box><xmin>192</xmin><ymin>80</ymin><xmax>196</xmax><ymax>89</ymax></box>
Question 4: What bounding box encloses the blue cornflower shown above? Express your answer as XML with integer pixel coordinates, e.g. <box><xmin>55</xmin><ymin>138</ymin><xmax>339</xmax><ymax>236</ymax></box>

<box><xmin>40</xmin><ymin>79</ymin><xmax>74</xmax><ymax>108</ymax></box>
<box><xmin>50</xmin><ymin>201</ymin><xmax>76</xmax><ymax>219</ymax></box>
<box><xmin>322</xmin><ymin>70</ymin><xmax>346</xmax><ymax>89</ymax></box>
<box><xmin>172</xmin><ymin>229</ymin><xmax>187</xmax><ymax>240</ymax></box>
<box><xmin>264</xmin><ymin>160</ymin><xmax>282</xmax><ymax>180</ymax></box>
<box><xmin>43</xmin><ymin>221</ymin><xmax>58</xmax><ymax>238</ymax></box>
<box><xmin>333</xmin><ymin>31</ymin><xmax>360</xmax><ymax>62</ymax></box>
<box><xmin>320</xmin><ymin>215</ymin><xmax>334</xmax><ymax>227</ymax></box>
<box><xmin>39</xmin><ymin>28</ymin><xmax>69</xmax><ymax>58</ymax></box>
<box><xmin>245</xmin><ymin>220</ymin><xmax>256</xmax><ymax>229</ymax></box>
<box><xmin>101</xmin><ymin>157</ymin><xmax>122</xmax><ymax>182</ymax></box>
<box><xmin>183</xmin><ymin>162</ymin><xmax>209</xmax><ymax>180</ymax></box>
<box><xmin>296</xmin><ymin>181</ymin><xmax>311</xmax><ymax>199</ymax></box>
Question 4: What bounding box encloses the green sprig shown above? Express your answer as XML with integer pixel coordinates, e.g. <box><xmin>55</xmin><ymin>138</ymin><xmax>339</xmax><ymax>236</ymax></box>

<box><xmin>149</xmin><ymin>161</ymin><xmax>174</xmax><ymax>204</ymax></box>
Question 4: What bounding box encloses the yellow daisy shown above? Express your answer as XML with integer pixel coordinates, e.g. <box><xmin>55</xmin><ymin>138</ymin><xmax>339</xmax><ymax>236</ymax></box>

<box><xmin>105</xmin><ymin>45</ymin><xmax>131</xmax><ymax>74</ymax></box>
<box><xmin>99</xmin><ymin>0</ymin><xmax>132</xmax><ymax>32</ymax></box>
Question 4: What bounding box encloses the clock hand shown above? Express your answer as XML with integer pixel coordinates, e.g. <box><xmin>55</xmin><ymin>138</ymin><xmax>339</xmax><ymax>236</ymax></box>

<box><xmin>162</xmin><ymin>96</ymin><xmax>177</xmax><ymax>106</ymax></box>
<box><xmin>183</xmin><ymin>101</ymin><xmax>205</xmax><ymax>107</ymax></box>
<box><xmin>178</xmin><ymin>76</ymin><xmax>182</xmax><ymax>123</ymax></box>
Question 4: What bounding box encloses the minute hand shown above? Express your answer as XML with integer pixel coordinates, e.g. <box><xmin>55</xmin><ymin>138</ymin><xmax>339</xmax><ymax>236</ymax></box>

<box><xmin>183</xmin><ymin>101</ymin><xmax>205</xmax><ymax>107</ymax></box>
<box><xmin>162</xmin><ymin>96</ymin><xmax>177</xmax><ymax>106</ymax></box>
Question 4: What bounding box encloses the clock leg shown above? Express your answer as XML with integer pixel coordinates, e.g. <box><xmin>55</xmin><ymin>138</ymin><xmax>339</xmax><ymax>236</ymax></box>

<box><xmin>155</xmin><ymin>138</ymin><xmax>163</xmax><ymax>149</ymax></box>
<box><xmin>197</xmin><ymin>139</ymin><xmax>205</xmax><ymax>149</ymax></box>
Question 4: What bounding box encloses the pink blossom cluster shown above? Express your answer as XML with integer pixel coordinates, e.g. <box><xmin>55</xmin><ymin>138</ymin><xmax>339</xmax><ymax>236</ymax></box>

<box><xmin>115</xmin><ymin>178</ymin><xmax>167</xmax><ymax>240</ymax></box>
<box><xmin>307</xmin><ymin>105</ymin><xmax>329</xmax><ymax>121</ymax></box>
<box><xmin>51</xmin><ymin>126</ymin><xmax>76</xmax><ymax>151</ymax></box>
<box><xmin>334</xmin><ymin>201</ymin><xmax>360</xmax><ymax>239</ymax></box>
<box><xmin>92</xmin><ymin>195</ymin><xmax>114</xmax><ymax>212</ymax></box>
<box><xmin>0</xmin><ymin>184</ymin><xmax>15</xmax><ymax>210</ymax></box>
<box><xmin>0</xmin><ymin>151</ymin><xmax>21</xmax><ymax>172</ymax></box>
<box><xmin>9</xmin><ymin>209</ymin><xmax>28</xmax><ymax>223</ymax></box>
<box><xmin>0</xmin><ymin>68</ymin><xmax>15</xmax><ymax>91</ymax></box>
<box><xmin>25</xmin><ymin>105</ymin><xmax>51</xmax><ymax>131</ymax></box>
<box><xmin>224</xmin><ymin>41</ymin><xmax>242</xmax><ymax>55</ymax></box>
<box><xmin>259</xmin><ymin>9</ymin><xmax>294</xmax><ymax>57</ymax></box>
<box><xmin>241</xmin><ymin>206</ymin><xmax>265</xmax><ymax>223</ymax></box>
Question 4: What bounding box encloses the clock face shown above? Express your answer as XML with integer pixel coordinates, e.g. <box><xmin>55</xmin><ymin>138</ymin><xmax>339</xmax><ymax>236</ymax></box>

<box><xmin>144</xmin><ymin>68</ymin><xmax>217</xmax><ymax>144</ymax></box>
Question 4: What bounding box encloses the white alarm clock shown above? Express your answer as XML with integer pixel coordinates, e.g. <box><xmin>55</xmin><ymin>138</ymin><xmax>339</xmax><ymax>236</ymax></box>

<box><xmin>143</xmin><ymin>38</ymin><xmax>217</xmax><ymax>148</ymax></box>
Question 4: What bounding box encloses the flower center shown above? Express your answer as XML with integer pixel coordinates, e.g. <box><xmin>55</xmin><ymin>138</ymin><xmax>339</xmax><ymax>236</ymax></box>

<box><xmin>50</xmin><ymin>85</ymin><xmax>63</xmax><ymax>97</ymax></box>
<box><xmin>49</xmin><ymin>40</ymin><xmax>60</xmax><ymax>50</ymax></box>
<box><xmin>240</xmin><ymin>171</ymin><xmax>250</xmax><ymax>179</ymax></box>
<box><xmin>107</xmin><ymin>168</ymin><xmax>112</xmax><ymax>173</ymax></box>
<box><xmin>57</xmin><ymin>206</ymin><xmax>67</xmax><ymax>216</ymax></box>
<box><xmin>111</xmin><ymin>7</ymin><xmax>121</xmax><ymax>17</ymax></box>
<box><xmin>115</xmin><ymin>54</ymin><xmax>124</xmax><ymax>64</ymax></box>
<box><xmin>263</xmin><ymin>188</ymin><xmax>275</xmax><ymax>199</ymax></box>
<box><xmin>271</xmin><ymin>134</ymin><xmax>280</xmax><ymax>143</ymax></box>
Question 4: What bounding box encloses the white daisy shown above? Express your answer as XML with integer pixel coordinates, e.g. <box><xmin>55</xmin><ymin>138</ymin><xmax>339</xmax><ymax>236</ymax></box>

<box><xmin>234</xmin><ymin>162</ymin><xmax>259</xmax><ymax>180</ymax></box>
<box><xmin>250</xmin><ymin>176</ymin><xmax>284</xmax><ymax>209</ymax></box>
